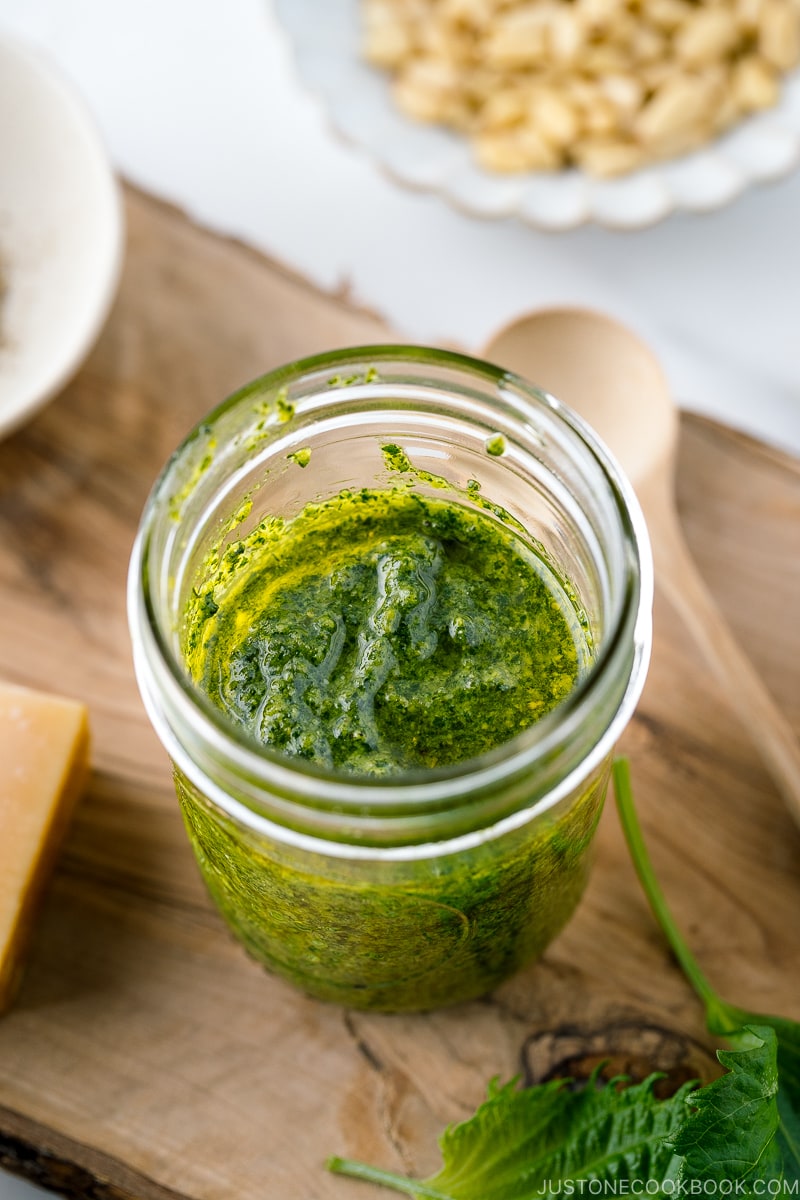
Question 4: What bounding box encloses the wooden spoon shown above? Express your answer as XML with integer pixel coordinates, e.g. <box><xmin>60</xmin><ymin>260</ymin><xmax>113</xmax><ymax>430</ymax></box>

<box><xmin>484</xmin><ymin>307</ymin><xmax>800</xmax><ymax>829</ymax></box>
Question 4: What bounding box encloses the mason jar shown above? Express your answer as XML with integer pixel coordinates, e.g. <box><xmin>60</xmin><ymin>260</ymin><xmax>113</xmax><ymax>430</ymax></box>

<box><xmin>128</xmin><ymin>346</ymin><xmax>652</xmax><ymax>1012</ymax></box>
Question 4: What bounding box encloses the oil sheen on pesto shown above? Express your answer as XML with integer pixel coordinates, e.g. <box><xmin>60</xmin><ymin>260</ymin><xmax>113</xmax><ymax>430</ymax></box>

<box><xmin>185</xmin><ymin>488</ymin><xmax>586</xmax><ymax>777</ymax></box>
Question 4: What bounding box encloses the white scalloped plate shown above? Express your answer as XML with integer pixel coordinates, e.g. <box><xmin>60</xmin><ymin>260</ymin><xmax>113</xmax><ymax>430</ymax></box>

<box><xmin>274</xmin><ymin>0</ymin><xmax>800</xmax><ymax>230</ymax></box>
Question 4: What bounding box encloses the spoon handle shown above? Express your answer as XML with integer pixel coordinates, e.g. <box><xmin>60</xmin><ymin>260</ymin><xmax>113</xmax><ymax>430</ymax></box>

<box><xmin>654</xmin><ymin>507</ymin><xmax>800</xmax><ymax>829</ymax></box>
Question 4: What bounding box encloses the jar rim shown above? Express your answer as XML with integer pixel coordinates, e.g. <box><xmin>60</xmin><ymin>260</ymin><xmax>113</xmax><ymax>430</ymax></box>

<box><xmin>129</xmin><ymin>344</ymin><xmax>652</xmax><ymax>830</ymax></box>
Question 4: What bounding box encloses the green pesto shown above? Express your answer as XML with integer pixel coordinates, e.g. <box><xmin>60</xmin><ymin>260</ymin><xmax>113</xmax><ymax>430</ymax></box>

<box><xmin>287</xmin><ymin>446</ymin><xmax>311</xmax><ymax>468</ymax></box>
<box><xmin>177</xmin><ymin>473</ymin><xmax>601</xmax><ymax>1011</ymax></box>
<box><xmin>275</xmin><ymin>388</ymin><xmax>294</xmax><ymax>423</ymax></box>
<box><xmin>485</xmin><ymin>433</ymin><xmax>506</xmax><ymax>457</ymax></box>
<box><xmin>175</xmin><ymin>762</ymin><xmax>607</xmax><ymax>1011</ymax></box>
<box><xmin>327</xmin><ymin>366</ymin><xmax>381</xmax><ymax>388</ymax></box>
<box><xmin>169</xmin><ymin>424</ymin><xmax>216</xmax><ymax>521</ymax></box>
<box><xmin>185</xmin><ymin>489</ymin><xmax>585</xmax><ymax>778</ymax></box>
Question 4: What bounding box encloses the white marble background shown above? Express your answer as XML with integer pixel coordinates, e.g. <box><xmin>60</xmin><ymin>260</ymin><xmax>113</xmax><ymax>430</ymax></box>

<box><xmin>0</xmin><ymin>1</ymin><xmax>798</xmax><ymax>1196</ymax></box>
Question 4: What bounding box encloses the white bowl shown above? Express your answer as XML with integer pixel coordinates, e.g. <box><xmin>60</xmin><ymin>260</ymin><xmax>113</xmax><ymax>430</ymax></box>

<box><xmin>274</xmin><ymin>0</ymin><xmax>800</xmax><ymax>230</ymax></box>
<box><xmin>0</xmin><ymin>36</ymin><xmax>123</xmax><ymax>439</ymax></box>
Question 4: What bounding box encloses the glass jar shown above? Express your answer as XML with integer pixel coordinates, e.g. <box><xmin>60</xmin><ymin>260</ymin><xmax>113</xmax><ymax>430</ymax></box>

<box><xmin>128</xmin><ymin>346</ymin><xmax>652</xmax><ymax>1012</ymax></box>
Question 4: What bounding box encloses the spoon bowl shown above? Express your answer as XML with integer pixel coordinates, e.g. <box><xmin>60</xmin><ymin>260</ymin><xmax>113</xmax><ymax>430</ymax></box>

<box><xmin>486</xmin><ymin>309</ymin><xmax>677</xmax><ymax>494</ymax></box>
<box><xmin>484</xmin><ymin>307</ymin><xmax>800</xmax><ymax>829</ymax></box>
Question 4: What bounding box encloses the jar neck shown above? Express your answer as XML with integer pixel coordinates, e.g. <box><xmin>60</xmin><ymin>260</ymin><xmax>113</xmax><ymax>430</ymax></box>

<box><xmin>129</xmin><ymin>346</ymin><xmax>652</xmax><ymax>848</ymax></box>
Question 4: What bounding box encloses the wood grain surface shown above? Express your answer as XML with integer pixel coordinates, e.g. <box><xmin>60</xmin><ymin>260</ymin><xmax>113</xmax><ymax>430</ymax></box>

<box><xmin>0</xmin><ymin>187</ymin><xmax>798</xmax><ymax>1200</ymax></box>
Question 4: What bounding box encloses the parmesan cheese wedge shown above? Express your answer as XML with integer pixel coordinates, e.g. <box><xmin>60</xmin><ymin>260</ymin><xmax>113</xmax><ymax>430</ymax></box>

<box><xmin>0</xmin><ymin>681</ymin><xmax>89</xmax><ymax>1013</ymax></box>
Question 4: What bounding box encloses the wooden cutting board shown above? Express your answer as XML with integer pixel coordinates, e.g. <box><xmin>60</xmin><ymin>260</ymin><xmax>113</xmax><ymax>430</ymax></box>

<box><xmin>0</xmin><ymin>187</ymin><xmax>798</xmax><ymax>1200</ymax></box>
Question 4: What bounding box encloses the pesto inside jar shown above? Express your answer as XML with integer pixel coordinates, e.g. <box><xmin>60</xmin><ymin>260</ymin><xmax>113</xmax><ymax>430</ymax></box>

<box><xmin>185</xmin><ymin>486</ymin><xmax>589</xmax><ymax>777</ymax></box>
<box><xmin>174</xmin><ymin>450</ymin><xmax>604</xmax><ymax>1011</ymax></box>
